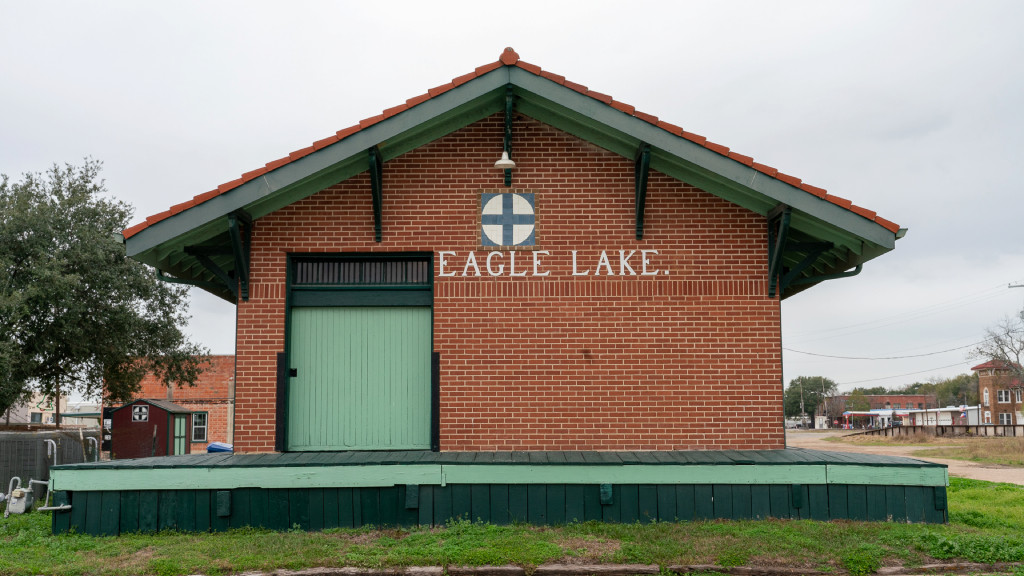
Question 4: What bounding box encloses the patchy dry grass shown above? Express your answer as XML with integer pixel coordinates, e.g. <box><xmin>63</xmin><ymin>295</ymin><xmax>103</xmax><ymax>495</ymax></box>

<box><xmin>832</xmin><ymin>433</ymin><xmax>1024</xmax><ymax>467</ymax></box>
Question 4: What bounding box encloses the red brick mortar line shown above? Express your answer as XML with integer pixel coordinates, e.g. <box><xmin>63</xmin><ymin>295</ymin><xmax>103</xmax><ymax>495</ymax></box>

<box><xmin>234</xmin><ymin>561</ymin><xmax>1021</xmax><ymax>576</ymax></box>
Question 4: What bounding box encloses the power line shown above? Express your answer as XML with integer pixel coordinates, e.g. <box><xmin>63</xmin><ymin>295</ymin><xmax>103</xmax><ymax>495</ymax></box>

<box><xmin>837</xmin><ymin>361</ymin><xmax>972</xmax><ymax>386</ymax></box>
<box><xmin>783</xmin><ymin>340</ymin><xmax>986</xmax><ymax>361</ymax></box>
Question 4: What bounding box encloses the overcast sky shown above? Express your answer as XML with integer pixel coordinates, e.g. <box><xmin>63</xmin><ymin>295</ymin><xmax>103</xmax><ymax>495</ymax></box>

<box><xmin>3</xmin><ymin>1</ymin><xmax>1023</xmax><ymax>396</ymax></box>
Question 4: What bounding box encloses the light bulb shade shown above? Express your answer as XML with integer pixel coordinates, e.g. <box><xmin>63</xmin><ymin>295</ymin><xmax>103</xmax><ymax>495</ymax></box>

<box><xmin>494</xmin><ymin>150</ymin><xmax>516</xmax><ymax>170</ymax></box>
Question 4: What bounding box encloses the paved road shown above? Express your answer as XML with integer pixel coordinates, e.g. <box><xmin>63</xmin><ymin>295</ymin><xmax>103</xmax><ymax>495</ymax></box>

<box><xmin>786</xmin><ymin>429</ymin><xmax>1024</xmax><ymax>486</ymax></box>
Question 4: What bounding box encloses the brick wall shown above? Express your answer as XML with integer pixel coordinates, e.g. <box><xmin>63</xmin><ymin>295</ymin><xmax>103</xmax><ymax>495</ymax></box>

<box><xmin>977</xmin><ymin>369</ymin><xmax>1022</xmax><ymax>424</ymax></box>
<box><xmin>134</xmin><ymin>355</ymin><xmax>234</xmax><ymax>450</ymax></box>
<box><xmin>235</xmin><ymin>114</ymin><xmax>783</xmax><ymax>452</ymax></box>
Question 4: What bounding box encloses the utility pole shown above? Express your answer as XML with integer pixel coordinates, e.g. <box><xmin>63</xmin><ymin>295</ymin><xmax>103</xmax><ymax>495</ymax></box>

<box><xmin>799</xmin><ymin>379</ymin><xmax>806</xmax><ymax>429</ymax></box>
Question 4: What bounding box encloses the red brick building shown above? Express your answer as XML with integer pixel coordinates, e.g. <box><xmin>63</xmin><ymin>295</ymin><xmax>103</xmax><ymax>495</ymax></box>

<box><xmin>972</xmin><ymin>360</ymin><xmax>1023</xmax><ymax>424</ymax></box>
<box><xmin>127</xmin><ymin>355</ymin><xmax>234</xmax><ymax>452</ymax></box>
<box><xmin>121</xmin><ymin>48</ymin><xmax>903</xmax><ymax>454</ymax></box>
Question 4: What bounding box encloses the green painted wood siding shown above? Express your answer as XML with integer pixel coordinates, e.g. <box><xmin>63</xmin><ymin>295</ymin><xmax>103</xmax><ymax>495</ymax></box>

<box><xmin>287</xmin><ymin>306</ymin><xmax>431</xmax><ymax>450</ymax></box>
<box><xmin>52</xmin><ymin>482</ymin><xmax>948</xmax><ymax>535</ymax></box>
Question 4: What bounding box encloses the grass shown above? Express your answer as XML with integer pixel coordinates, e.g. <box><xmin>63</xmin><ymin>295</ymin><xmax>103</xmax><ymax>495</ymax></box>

<box><xmin>1</xmin><ymin>478</ymin><xmax>1023</xmax><ymax>576</ymax></box>
<box><xmin>831</xmin><ymin>432</ymin><xmax>1024</xmax><ymax>467</ymax></box>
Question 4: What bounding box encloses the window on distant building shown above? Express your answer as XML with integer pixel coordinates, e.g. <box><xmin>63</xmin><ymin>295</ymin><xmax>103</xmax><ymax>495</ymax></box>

<box><xmin>984</xmin><ymin>411</ymin><xmax>991</xmax><ymax>424</ymax></box>
<box><xmin>894</xmin><ymin>403</ymin><xmax>900</xmax><ymax>409</ymax></box>
<box><xmin>918</xmin><ymin>403</ymin><xmax>923</xmax><ymax>409</ymax></box>
<box><xmin>999</xmin><ymin>413</ymin><xmax>1013</xmax><ymax>425</ymax></box>
<box><xmin>1017</xmin><ymin>389</ymin><xmax>1022</xmax><ymax>403</ymax></box>
<box><xmin>984</xmin><ymin>389</ymin><xmax>990</xmax><ymax>406</ymax></box>
<box><xmin>192</xmin><ymin>412</ymin><xmax>208</xmax><ymax>443</ymax></box>
<box><xmin>30</xmin><ymin>412</ymin><xmax>42</xmax><ymax>423</ymax></box>
<box><xmin>998</xmin><ymin>390</ymin><xmax>1011</xmax><ymax>403</ymax></box>
<box><xmin>885</xmin><ymin>402</ymin><xmax>891</xmax><ymax>409</ymax></box>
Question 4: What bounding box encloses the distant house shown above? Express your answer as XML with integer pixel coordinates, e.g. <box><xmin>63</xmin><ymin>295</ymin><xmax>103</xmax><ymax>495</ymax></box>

<box><xmin>972</xmin><ymin>360</ymin><xmax>1023</xmax><ymax>425</ymax></box>
<box><xmin>817</xmin><ymin>394</ymin><xmax>937</xmax><ymax>427</ymax></box>
<box><xmin>112</xmin><ymin>355</ymin><xmax>235</xmax><ymax>452</ymax></box>
<box><xmin>2</xmin><ymin>393</ymin><xmax>67</xmax><ymax>426</ymax></box>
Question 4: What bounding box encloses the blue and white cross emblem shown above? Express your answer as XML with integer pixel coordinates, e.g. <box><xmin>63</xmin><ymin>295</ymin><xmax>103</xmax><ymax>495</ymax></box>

<box><xmin>481</xmin><ymin>192</ymin><xmax>535</xmax><ymax>246</ymax></box>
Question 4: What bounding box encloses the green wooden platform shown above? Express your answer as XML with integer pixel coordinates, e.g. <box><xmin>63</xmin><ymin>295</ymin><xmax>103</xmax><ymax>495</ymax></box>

<box><xmin>48</xmin><ymin>449</ymin><xmax>948</xmax><ymax>534</ymax></box>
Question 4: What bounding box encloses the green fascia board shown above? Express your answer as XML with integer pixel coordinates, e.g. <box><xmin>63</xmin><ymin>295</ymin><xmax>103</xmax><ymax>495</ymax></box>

<box><xmin>825</xmin><ymin>464</ymin><xmax>948</xmax><ymax>487</ymax></box>
<box><xmin>441</xmin><ymin>464</ymin><xmax>826</xmax><ymax>485</ymax></box>
<box><xmin>51</xmin><ymin>464</ymin><xmax>442</xmax><ymax>491</ymax></box>
<box><xmin>50</xmin><ymin>461</ymin><xmax>945</xmax><ymax>491</ymax></box>
<box><xmin>506</xmin><ymin>68</ymin><xmax>895</xmax><ymax>252</ymax></box>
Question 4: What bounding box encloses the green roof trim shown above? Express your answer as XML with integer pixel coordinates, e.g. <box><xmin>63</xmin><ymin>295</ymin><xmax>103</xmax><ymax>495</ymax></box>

<box><xmin>127</xmin><ymin>56</ymin><xmax>900</xmax><ymax>301</ymax></box>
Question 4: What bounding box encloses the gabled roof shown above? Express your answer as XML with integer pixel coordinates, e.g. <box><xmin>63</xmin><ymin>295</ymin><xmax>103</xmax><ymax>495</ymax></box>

<box><xmin>971</xmin><ymin>359</ymin><xmax>1020</xmax><ymax>371</ymax></box>
<box><xmin>126</xmin><ymin>47</ymin><xmax>902</xmax><ymax>302</ymax></box>
<box><xmin>111</xmin><ymin>398</ymin><xmax>192</xmax><ymax>415</ymax></box>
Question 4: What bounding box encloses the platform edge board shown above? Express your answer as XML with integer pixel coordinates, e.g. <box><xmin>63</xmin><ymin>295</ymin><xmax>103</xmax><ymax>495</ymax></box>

<box><xmin>52</xmin><ymin>461</ymin><xmax>946</xmax><ymax>491</ymax></box>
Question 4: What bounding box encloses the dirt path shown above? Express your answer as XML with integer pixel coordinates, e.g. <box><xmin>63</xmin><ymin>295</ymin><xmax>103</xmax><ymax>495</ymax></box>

<box><xmin>786</xmin><ymin>430</ymin><xmax>1024</xmax><ymax>486</ymax></box>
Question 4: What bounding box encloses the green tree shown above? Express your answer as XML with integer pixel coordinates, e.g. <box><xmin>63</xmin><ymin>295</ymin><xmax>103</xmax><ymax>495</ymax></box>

<box><xmin>783</xmin><ymin>376</ymin><xmax>838</xmax><ymax>419</ymax></box>
<box><xmin>0</xmin><ymin>160</ymin><xmax>208</xmax><ymax>419</ymax></box>
<box><xmin>846</xmin><ymin>389</ymin><xmax>870</xmax><ymax>411</ymax></box>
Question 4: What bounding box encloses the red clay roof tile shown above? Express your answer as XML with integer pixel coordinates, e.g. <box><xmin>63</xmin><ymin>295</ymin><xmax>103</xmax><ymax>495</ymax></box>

<box><xmin>451</xmin><ymin>72</ymin><xmax>476</xmax><ymax>87</ymax></box>
<box><xmin>799</xmin><ymin>183</ymin><xmax>827</xmax><ymax>198</ymax></box>
<box><xmin>124</xmin><ymin>47</ymin><xmax>900</xmax><ymax>240</ymax></box>
<box><xmin>123</xmin><ymin>222</ymin><xmax>148</xmax><ymax>238</ymax></box>
<box><xmin>657</xmin><ymin>120</ymin><xmax>684</xmax><ymax>136</ymax></box>
<box><xmin>682</xmin><ymin>131</ymin><xmax>707</xmax><ymax>146</ymax></box>
<box><xmin>704</xmin><ymin>141</ymin><xmax>730</xmax><ymax>156</ymax></box>
<box><xmin>241</xmin><ymin>167</ymin><xmax>267</xmax><ymax>181</ymax></box>
<box><xmin>500</xmin><ymin>47</ymin><xmax>519</xmax><ymax>65</ymax></box>
<box><xmin>146</xmin><ymin>210</ymin><xmax>172</xmax><ymax>225</ymax></box>
<box><xmin>475</xmin><ymin>61</ymin><xmax>502</xmax><ymax>76</ymax></box>
<box><xmin>265</xmin><ymin>157</ymin><xmax>290</xmax><ymax>171</ymax></box>
<box><xmin>563</xmin><ymin>79</ymin><xmax>589</xmax><ymax>94</ymax></box>
<box><xmin>382</xmin><ymin>103</ymin><xmax>408</xmax><ymax>119</ymax></box>
<box><xmin>193</xmin><ymin>189</ymin><xmax>220</xmax><ymax>203</ymax></box>
<box><xmin>728</xmin><ymin>152</ymin><xmax>754</xmax><ymax>167</ymax></box>
<box><xmin>170</xmin><ymin>200</ymin><xmax>194</xmax><ymax>215</ymax></box>
<box><xmin>406</xmin><ymin>93</ymin><xmax>431</xmax><ymax>107</ymax></box>
<box><xmin>873</xmin><ymin>216</ymin><xmax>900</xmax><ymax>233</ymax></box>
<box><xmin>775</xmin><ymin>172</ymin><xmax>802</xmax><ymax>188</ymax></box>
<box><xmin>540</xmin><ymin>70</ymin><xmax>566</xmax><ymax>85</ymax></box>
<box><xmin>359</xmin><ymin>114</ymin><xmax>385</xmax><ymax>129</ymax></box>
<box><xmin>849</xmin><ymin>205</ymin><xmax>877</xmax><ymax>220</ymax></box>
<box><xmin>289</xmin><ymin>146</ymin><xmax>315</xmax><ymax>160</ymax></box>
<box><xmin>516</xmin><ymin>60</ymin><xmax>542</xmax><ymax>75</ymax></box>
<box><xmin>634</xmin><ymin>111</ymin><xmax>659</xmax><ymax>125</ymax></box>
<box><xmin>824</xmin><ymin>194</ymin><xmax>852</xmax><ymax>209</ymax></box>
<box><xmin>752</xmin><ymin>162</ymin><xmax>778</xmax><ymax>177</ymax></box>
<box><xmin>610</xmin><ymin>100</ymin><xmax>635</xmax><ymax>115</ymax></box>
<box><xmin>217</xmin><ymin>178</ymin><xmax>244</xmax><ymax>193</ymax></box>
<box><xmin>427</xmin><ymin>83</ymin><xmax>453</xmax><ymax>98</ymax></box>
<box><xmin>336</xmin><ymin>125</ymin><xmax>360</xmax><ymax>139</ymax></box>
<box><xmin>313</xmin><ymin>135</ymin><xmax>338</xmax><ymax>150</ymax></box>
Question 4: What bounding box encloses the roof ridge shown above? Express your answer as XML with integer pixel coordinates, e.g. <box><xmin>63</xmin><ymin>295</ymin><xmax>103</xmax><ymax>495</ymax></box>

<box><xmin>123</xmin><ymin>47</ymin><xmax>900</xmax><ymax>239</ymax></box>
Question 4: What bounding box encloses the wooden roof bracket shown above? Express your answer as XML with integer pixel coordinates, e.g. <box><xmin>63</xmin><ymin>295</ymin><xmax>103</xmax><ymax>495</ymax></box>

<box><xmin>183</xmin><ymin>245</ymin><xmax>237</xmax><ymax>299</ymax></box>
<box><xmin>227</xmin><ymin>210</ymin><xmax>252</xmax><ymax>301</ymax></box>
<box><xmin>635</xmin><ymin>143</ymin><xmax>651</xmax><ymax>240</ymax></box>
<box><xmin>767</xmin><ymin>204</ymin><xmax>792</xmax><ymax>298</ymax></box>
<box><xmin>154</xmin><ymin>268</ymin><xmax>227</xmax><ymax>296</ymax></box>
<box><xmin>788</xmin><ymin>262</ymin><xmax>862</xmax><ymax>289</ymax></box>
<box><xmin>503</xmin><ymin>86</ymin><xmax>515</xmax><ymax>187</ymax></box>
<box><xmin>368</xmin><ymin>146</ymin><xmax>383</xmax><ymax>242</ymax></box>
<box><xmin>780</xmin><ymin>241</ymin><xmax>835</xmax><ymax>293</ymax></box>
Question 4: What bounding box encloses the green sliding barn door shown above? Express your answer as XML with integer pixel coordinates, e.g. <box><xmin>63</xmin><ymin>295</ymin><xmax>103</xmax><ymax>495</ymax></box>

<box><xmin>287</xmin><ymin>306</ymin><xmax>432</xmax><ymax>451</ymax></box>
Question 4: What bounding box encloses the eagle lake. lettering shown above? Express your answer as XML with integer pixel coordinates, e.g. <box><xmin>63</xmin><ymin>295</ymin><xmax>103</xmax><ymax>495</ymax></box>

<box><xmin>437</xmin><ymin>250</ymin><xmax>667</xmax><ymax>277</ymax></box>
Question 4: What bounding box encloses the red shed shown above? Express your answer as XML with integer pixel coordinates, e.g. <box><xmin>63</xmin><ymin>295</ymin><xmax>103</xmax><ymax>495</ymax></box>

<box><xmin>110</xmin><ymin>399</ymin><xmax>193</xmax><ymax>459</ymax></box>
